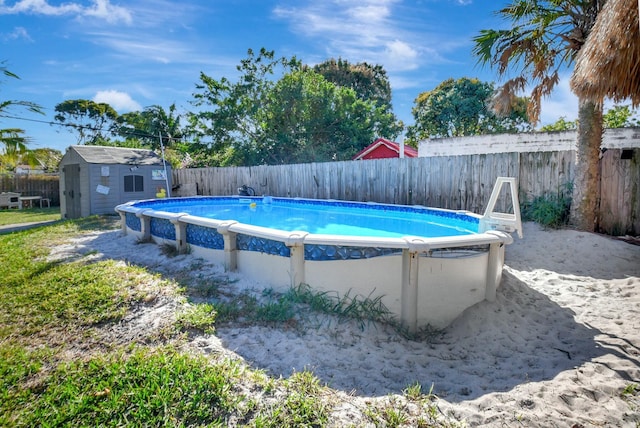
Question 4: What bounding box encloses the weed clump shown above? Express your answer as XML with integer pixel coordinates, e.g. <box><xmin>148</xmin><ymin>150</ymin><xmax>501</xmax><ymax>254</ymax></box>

<box><xmin>521</xmin><ymin>183</ymin><xmax>572</xmax><ymax>229</ymax></box>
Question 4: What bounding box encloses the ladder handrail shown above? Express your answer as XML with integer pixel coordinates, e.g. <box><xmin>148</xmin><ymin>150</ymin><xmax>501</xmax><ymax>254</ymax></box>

<box><xmin>481</xmin><ymin>177</ymin><xmax>523</xmax><ymax>238</ymax></box>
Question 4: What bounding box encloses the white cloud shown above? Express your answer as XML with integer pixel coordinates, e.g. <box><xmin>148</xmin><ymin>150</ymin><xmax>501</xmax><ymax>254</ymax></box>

<box><xmin>347</xmin><ymin>4</ymin><xmax>392</xmax><ymax>22</ymax></box>
<box><xmin>273</xmin><ymin>0</ymin><xmax>406</xmax><ymax>59</ymax></box>
<box><xmin>273</xmin><ymin>0</ymin><xmax>441</xmax><ymax>78</ymax></box>
<box><xmin>384</xmin><ymin>40</ymin><xmax>418</xmax><ymax>70</ymax></box>
<box><xmin>81</xmin><ymin>0</ymin><xmax>132</xmax><ymax>24</ymax></box>
<box><xmin>0</xmin><ymin>0</ymin><xmax>132</xmax><ymax>24</ymax></box>
<box><xmin>88</xmin><ymin>32</ymin><xmax>187</xmax><ymax>64</ymax></box>
<box><xmin>272</xmin><ymin>0</ymin><xmax>473</xmax><ymax>115</ymax></box>
<box><xmin>93</xmin><ymin>90</ymin><xmax>141</xmax><ymax>112</ymax></box>
<box><xmin>0</xmin><ymin>0</ymin><xmax>83</xmax><ymax>16</ymax></box>
<box><xmin>2</xmin><ymin>26</ymin><xmax>32</xmax><ymax>41</ymax></box>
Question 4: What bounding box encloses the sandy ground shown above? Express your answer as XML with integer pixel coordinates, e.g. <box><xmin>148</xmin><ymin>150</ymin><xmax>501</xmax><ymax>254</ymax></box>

<box><xmin>58</xmin><ymin>221</ymin><xmax>640</xmax><ymax>427</ymax></box>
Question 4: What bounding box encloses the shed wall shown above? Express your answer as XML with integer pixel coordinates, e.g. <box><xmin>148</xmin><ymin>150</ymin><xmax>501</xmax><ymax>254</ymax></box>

<box><xmin>87</xmin><ymin>164</ymin><xmax>172</xmax><ymax>215</ymax></box>
<box><xmin>88</xmin><ymin>164</ymin><xmax>121</xmax><ymax>215</ymax></box>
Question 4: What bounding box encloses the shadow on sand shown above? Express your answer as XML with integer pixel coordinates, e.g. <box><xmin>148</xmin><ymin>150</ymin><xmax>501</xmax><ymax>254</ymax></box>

<box><xmin>215</xmin><ymin>269</ymin><xmax>620</xmax><ymax>401</ymax></box>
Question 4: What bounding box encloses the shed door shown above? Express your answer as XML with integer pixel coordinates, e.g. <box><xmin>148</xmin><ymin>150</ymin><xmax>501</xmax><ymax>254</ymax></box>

<box><xmin>64</xmin><ymin>164</ymin><xmax>81</xmax><ymax>219</ymax></box>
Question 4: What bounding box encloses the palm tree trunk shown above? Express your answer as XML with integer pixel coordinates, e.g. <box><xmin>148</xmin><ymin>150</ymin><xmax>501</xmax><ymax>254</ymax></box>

<box><xmin>570</xmin><ymin>98</ymin><xmax>603</xmax><ymax>231</ymax></box>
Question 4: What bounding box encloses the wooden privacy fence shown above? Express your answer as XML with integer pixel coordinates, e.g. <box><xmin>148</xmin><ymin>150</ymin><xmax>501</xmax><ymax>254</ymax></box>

<box><xmin>175</xmin><ymin>154</ymin><xmax>517</xmax><ymax>213</ymax></box>
<box><xmin>173</xmin><ymin>148</ymin><xmax>640</xmax><ymax>236</ymax></box>
<box><xmin>172</xmin><ymin>153</ymin><xmax>565</xmax><ymax>215</ymax></box>
<box><xmin>0</xmin><ymin>174</ymin><xmax>60</xmax><ymax>206</ymax></box>
<box><xmin>599</xmin><ymin>148</ymin><xmax>640</xmax><ymax>235</ymax></box>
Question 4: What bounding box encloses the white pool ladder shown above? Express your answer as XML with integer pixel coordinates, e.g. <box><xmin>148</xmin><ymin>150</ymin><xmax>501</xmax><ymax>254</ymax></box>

<box><xmin>480</xmin><ymin>177</ymin><xmax>523</xmax><ymax>239</ymax></box>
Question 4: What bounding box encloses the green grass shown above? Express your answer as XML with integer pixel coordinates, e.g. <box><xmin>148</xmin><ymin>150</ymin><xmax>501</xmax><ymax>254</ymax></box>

<box><xmin>8</xmin><ymin>348</ymin><xmax>241</xmax><ymax>427</ymax></box>
<box><xmin>206</xmin><ymin>282</ymin><xmax>395</xmax><ymax>334</ymax></box>
<box><xmin>0</xmin><ymin>206</ymin><xmax>61</xmax><ymax>226</ymax></box>
<box><xmin>0</xmin><ymin>215</ymin><xmax>460</xmax><ymax>427</ymax></box>
<box><xmin>252</xmin><ymin>371</ymin><xmax>329</xmax><ymax>428</ymax></box>
<box><xmin>0</xmin><ymin>216</ymin><xmax>337</xmax><ymax>427</ymax></box>
<box><xmin>0</xmin><ymin>221</ymin><xmax>152</xmax><ymax>339</ymax></box>
<box><xmin>288</xmin><ymin>283</ymin><xmax>393</xmax><ymax>328</ymax></box>
<box><xmin>176</xmin><ymin>303</ymin><xmax>218</xmax><ymax>334</ymax></box>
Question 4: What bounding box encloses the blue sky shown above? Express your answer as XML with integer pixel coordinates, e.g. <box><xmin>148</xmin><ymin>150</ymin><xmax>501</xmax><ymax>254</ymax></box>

<box><xmin>1</xmin><ymin>0</ymin><xmax>580</xmax><ymax>153</ymax></box>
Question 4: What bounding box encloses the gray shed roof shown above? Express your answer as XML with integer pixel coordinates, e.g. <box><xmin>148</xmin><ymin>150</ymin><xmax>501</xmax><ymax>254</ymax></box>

<box><xmin>70</xmin><ymin>145</ymin><xmax>166</xmax><ymax>166</ymax></box>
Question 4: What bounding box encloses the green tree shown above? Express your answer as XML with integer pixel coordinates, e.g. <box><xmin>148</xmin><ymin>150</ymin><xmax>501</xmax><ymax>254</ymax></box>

<box><xmin>54</xmin><ymin>99</ymin><xmax>119</xmax><ymax>145</ymax></box>
<box><xmin>602</xmin><ymin>105</ymin><xmax>639</xmax><ymax>128</ymax></box>
<box><xmin>540</xmin><ymin>117</ymin><xmax>578</xmax><ymax>132</ymax></box>
<box><xmin>474</xmin><ymin>0</ymin><xmax>604</xmax><ymax>231</ymax></box>
<box><xmin>0</xmin><ymin>145</ymin><xmax>61</xmax><ymax>173</ymax></box>
<box><xmin>312</xmin><ymin>58</ymin><xmax>392</xmax><ymax>107</ymax></box>
<box><xmin>31</xmin><ymin>148</ymin><xmax>63</xmax><ymax>172</ymax></box>
<box><xmin>188</xmin><ymin>48</ymin><xmax>401</xmax><ymax>166</ymax></box>
<box><xmin>1</xmin><ymin>64</ymin><xmax>42</xmax><ymax>155</ymax></box>
<box><xmin>312</xmin><ymin>58</ymin><xmax>401</xmax><ymax>143</ymax></box>
<box><xmin>0</xmin><ymin>130</ymin><xmax>28</xmax><ymax>171</ymax></box>
<box><xmin>541</xmin><ymin>105</ymin><xmax>639</xmax><ymax>132</ymax></box>
<box><xmin>188</xmin><ymin>48</ymin><xmax>300</xmax><ymax>166</ymax></box>
<box><xmin>406</xmin><ymin>77</ymin><xmax>531</xmax><ymax>141</ymax></box>
<box><xmin>116</xmin><ymin>104</ymin><xmax>184</xmax><ymax>150</ymax></box>
<box><xmin>114</xmin><ymin>104</ymin><xmax>188</xmax><ymax>168</ymax></box>
<box><xmin>255</xmin><ymin>69</ymin><xmax>396</xmax><ymax>164</ymax></box>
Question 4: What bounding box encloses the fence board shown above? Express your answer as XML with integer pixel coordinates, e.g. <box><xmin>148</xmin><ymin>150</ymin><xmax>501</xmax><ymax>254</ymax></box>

<box><xmin>599</xmin><ymin>149</ymin><xmax>640</xmax><ymax>235</ymax></box>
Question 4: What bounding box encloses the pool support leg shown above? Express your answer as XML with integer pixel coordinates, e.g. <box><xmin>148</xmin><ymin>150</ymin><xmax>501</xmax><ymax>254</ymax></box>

<box><xmin>171</xmin><ymin>218</ymin><xmax>188</xmax><ymax>254</ymax></box>
<box><xmin>118</xmin><ymin>212</ymin><xmax>127</xmax><ymax>235</ymax></box>
<box><xmin>285</xmin><ymin>232</ymin><xmax>308</xmax><ymax>289</ymax></box>
<box><xmin>289</xmin><ymin>246</ymin><xmax>305</xmax><ymax>288</ymax></box>
<box><xmin>485</xmin><ymin>242</ymin><xmax>504</xmax><ymax>302</ymax></box>
<box><xmin>137</xmin><ymin>213</ymin><xmax>151</xmax><ymax>242</ymax></box>
<box><xmin>217</xmin><ymin>221</ymin><xmax>239</xmax><ymax>272</ymax></box>
<box><xmin>401</xmin><ymin>249</ymin><xmax>419</xmax><ymax>335</ymax></box>
<box><xmin>223</xmin><ymin>232</ymin><xmax>237</xmax><ymax>271</ymax></box>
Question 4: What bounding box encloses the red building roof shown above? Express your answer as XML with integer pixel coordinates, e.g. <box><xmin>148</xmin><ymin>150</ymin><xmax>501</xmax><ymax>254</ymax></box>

<box><xmin>353</xmin><ymin>138</ymin><xmax>418</xmax><ymax>160</ymax></box>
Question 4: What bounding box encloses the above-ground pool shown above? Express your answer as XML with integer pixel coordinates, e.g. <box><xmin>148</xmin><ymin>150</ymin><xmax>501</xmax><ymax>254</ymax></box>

<box><xmin>116</xmin><ymin>177</ymin><xmax>522</xmax><ymax>331</ymax></box>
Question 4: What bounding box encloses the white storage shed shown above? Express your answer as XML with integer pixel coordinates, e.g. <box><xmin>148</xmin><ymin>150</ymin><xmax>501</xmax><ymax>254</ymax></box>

<box><xmin>59</xmin><ymin>145</ymin><xmax>171</xmax><ymax>219</ymax></box>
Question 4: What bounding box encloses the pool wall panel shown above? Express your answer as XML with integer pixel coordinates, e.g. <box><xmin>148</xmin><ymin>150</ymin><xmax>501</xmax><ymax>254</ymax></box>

<box><xmin>305</xmin><ymin>255</ymin><xmax>403</xmax><ymax>316</ymax></box>
<box><xmin>236</xmin><ymin>252</ymin><xmax>293</xmax><ymax>289</ymax></box>
<box><xmin>189</xmin><ymin>246</ymin><xmax>226</xmax><ymax>267</ymax></box>
<box><xmin>416</xmin><ymin>253</ymin><xmax>489</xmax><ymax>328</ymax></box>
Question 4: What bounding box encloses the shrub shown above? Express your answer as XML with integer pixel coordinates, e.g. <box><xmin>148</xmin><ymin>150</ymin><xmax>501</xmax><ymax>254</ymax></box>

<box><xmin>521</xmin><ymin>183</ymin><xmax>572</xmax><ymax>228</ymax></box>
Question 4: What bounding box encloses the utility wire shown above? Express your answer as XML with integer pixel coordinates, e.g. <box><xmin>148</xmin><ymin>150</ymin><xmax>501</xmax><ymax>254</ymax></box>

<box><xmin>0</xmin><ymin>113</ymin><xmax>184</xmax><ymax>142</ymax></box>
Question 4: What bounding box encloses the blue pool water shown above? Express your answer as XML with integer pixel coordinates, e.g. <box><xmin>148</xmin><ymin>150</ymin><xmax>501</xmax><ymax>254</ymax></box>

<box><xmin>135</xmin><ymin>197</ymin><xmax>479</xmax><ymax>239</ymax></box>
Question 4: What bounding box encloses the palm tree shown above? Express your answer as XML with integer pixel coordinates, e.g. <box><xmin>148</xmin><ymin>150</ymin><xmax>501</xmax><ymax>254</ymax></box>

<box><xmin>116</xmin><ymin>104</ymin><xmax>184</xmax><ymax>151</ymax></box>
<box><xmin>0</xmin><ymin>130</ymin><xmax>44</xmax><ymax>172</ymax></box>
<box><xmin>473</xmin><ymin>0</ymin><xmax>605</xmax><ymax>231</ymax></box>
<box><xmin>1</xmin><ymin>64</ymin><xmax>43</xmax><ymax>156</ymax></box>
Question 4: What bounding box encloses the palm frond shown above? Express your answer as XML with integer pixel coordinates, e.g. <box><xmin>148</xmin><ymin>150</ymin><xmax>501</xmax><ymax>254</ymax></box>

<box><xmin>473</xmin><ymin>0</ymin><xmax>605</xmax><ymax>122</ymax></box>
<box><xmin>491</xmin><ymin>77</ymin><xmax>527</xmax><ymax>115</ymax></box>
